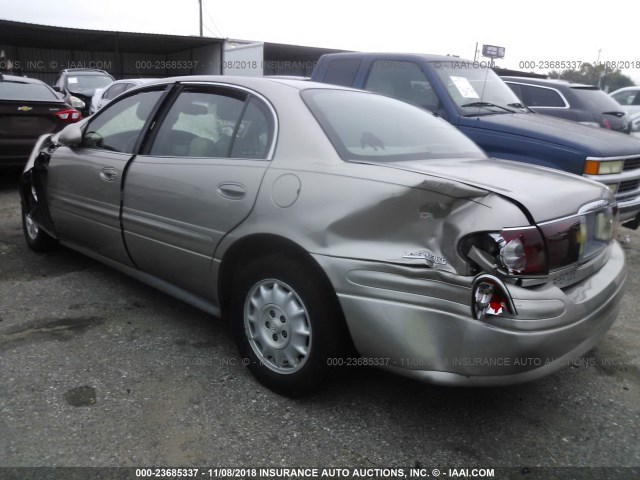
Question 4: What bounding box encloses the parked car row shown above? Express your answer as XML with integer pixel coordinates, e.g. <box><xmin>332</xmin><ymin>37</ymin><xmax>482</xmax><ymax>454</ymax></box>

<box><xmin>20</xmin><ymin>74</ymin><xmax>627</xmax><ymax>395</ymax></box>
<box><xmin>52</xmin><ymin>68</ymin><xmax>114</xmax><ymax>117</ymax></box>
<box><xmin>1</xmin><ymin>69</ymin><xmax>161</xmax><ymax>168</ymax></box>
<box><xmin>500</xmin><ymin>76</ymin><xmax>628</xmax><ymax>132</ymax></box>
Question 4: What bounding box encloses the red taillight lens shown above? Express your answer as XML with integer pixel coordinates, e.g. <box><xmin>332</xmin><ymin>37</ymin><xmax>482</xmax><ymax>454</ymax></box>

<box><xmin>54</xmin><ymin>109</ymin><xmax>82</xmax><ymax>123</ymax></box>
<box><xmin>494</xmin><ymin>227</ymin><xmax>548</xmax><ymax>275</ymax></box>
<box><xmin>539</xmin><ymin>217</ymin><xmax>581</xmax><ymax>270</ymax></box>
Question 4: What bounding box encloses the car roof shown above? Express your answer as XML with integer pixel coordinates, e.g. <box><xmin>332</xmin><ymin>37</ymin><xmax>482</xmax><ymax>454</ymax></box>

<box><xmin>113</xmin><ymin>78</ymin><xmax>159</xmax><ymax>84</ymax></box>
<box><xmin>319</xmin><ymin>52</ymin><xmax>468</xmax><ymax>63</ymax></box>
<box><xmin>62</xmin><ymin>69</ymin><xmax>112</xmax><ymax>75</ymax></box>
<box><xmin>0</xmin><ymin>74</ymin><xmax>49</xmax><ymax>86</ymax></box>
<box><xmin>137</xmin><ymin>75</ymin><xmax>359</xmax><ymax>92</ymax></box>
<box><xmin>610</xmin><ymin>86</ymin><xmax>640</xmax><ymax>94</ymax></box>
<box><xmin>501</xmin><ymin>76</ymin><xmax>600</xmax><ymax>89</ymax></box>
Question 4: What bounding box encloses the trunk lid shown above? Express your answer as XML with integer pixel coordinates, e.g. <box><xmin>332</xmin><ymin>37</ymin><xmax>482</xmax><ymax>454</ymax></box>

<box><xmin>369</xmin><ymin>157</ymin><xmax>612</xmax><ymax>223</ymax></box>
<box><xmin>0</xmin><ymin>101</ymin><xmax>66</xmax><ymax>138</ymax></box>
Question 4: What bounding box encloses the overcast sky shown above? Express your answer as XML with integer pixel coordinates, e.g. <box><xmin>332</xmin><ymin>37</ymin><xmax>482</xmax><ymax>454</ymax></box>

<box><xmin>1</xmin><ymin>0</ymin><xmax>638</xmax><ymax>84</ymax></box>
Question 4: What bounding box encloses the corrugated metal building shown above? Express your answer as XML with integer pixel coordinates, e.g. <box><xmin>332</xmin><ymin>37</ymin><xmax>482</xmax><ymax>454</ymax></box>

<box><xmin>0</xmin><ymin>19</ymin><xmax>223</xmax><ymax>84</ymax></box>
<box><xmin>223</xmin><ymin>40</ymin><xmax>345</xmax><ymax>77</ymax></box>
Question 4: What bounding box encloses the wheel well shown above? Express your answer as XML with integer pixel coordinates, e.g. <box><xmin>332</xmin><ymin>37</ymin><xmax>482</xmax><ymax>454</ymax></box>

<box><xmin>218</xmin><ymin>233</ymin><xmax>358</xmax><ymax>357</ymax></box>
<box><xmin>218</xmin><ymin>235</ymin><xmax>331</xmax><ymax>312</ymax></box>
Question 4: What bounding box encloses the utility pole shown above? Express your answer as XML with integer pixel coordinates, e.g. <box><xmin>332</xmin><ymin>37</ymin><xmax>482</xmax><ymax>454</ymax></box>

<box><xmin>199</xmin><ymin>0</ymin><xmax>203</xmax><ymax>36</ymax></box>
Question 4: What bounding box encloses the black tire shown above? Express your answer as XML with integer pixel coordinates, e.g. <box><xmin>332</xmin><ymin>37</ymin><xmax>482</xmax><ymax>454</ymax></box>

<box><xmin>22</xmin><ymin>203</ymin><xmax>56</xmax><ymax>252</ymax></box>
<box><xmin>230</xmin><ymin>253</ymin><xmax>346</xmax><ymax>396</ymax></box>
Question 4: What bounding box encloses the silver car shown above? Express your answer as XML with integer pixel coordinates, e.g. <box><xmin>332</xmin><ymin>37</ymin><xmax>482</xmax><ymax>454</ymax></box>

<box><xmin>21</xmin><ymin>76</ymin><xmax>627</xmax><ymax>395</ymax></box>
<box><xmin>90</xmin><ymin>78</ymin><xmax>159</xmax><ymax>115</ymax></box>
<box><xmin>610</xmin><ymin>86</ymin><xmax>640</xmax><ymax>115</ymax></box>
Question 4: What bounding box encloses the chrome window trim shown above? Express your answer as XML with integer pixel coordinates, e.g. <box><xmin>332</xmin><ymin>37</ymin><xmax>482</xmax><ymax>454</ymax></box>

<box><xmin>177</xmin><ymin>81</ymin><xmax>279</xmax><ymax>161</ymax></box>
<box><xmin>500</xmin><ymin>225</ymin><xmax>538</xmax><ymax>231</ymax></box>
<box><xmin>504</xmin><ymin>81</ymin><xmax>570</xmax><ymax>109</ymax></box>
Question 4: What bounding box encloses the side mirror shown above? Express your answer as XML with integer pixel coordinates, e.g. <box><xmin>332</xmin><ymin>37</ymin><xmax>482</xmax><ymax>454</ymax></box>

<box><xmin>52</xmin><ymin>85</ymin><xmax>62</xmax><ymax>93</ymax></box>
<box><xmin>57</xmin><ymin>123</ymin><xmax>83</xmax><ymax>146</ymax></box>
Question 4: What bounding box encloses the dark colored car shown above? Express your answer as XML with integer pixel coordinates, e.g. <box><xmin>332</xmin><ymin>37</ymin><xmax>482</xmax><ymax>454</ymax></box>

<box><xmin>501</xmin><ymin>76</ymin><xmax>629</xmax><ymax>132</ymax></box>
<box><xmin>0</xmin><ymin>73</ymin><xmax>82</xmax><ymax>167</ymax></box>
<box><xmin>53</xmin><ymin>68</ymin><xmax>114</xmax><ymax>117</ymax></box>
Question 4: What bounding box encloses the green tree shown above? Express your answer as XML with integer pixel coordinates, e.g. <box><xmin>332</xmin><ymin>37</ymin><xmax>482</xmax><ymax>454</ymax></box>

<box><xmin>548</xmin><ymin>63</ymin><xmax>634</xmax><ymax>92</ymax></box>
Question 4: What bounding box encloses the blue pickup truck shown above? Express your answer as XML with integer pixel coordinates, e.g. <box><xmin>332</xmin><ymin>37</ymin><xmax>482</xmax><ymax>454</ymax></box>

<box><xmin>311</xmin><ymin>53</ymin><xmax>640</xmax><ymax>228</ymax></box>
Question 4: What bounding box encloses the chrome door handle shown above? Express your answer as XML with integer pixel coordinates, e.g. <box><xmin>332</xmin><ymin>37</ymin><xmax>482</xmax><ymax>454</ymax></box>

<box><xmin>100</xmin><ymin>167</ymin><xmax>118</xmax><ymax>182</ymax></box>
<box><xmin>217</xmin><ymin>182</ymin><xmax>246</xmax><ymax>199</ymax></box>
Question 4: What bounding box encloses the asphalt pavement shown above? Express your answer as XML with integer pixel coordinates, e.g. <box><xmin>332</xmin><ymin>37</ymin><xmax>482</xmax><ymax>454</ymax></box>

<box><xmin>0</xmin><ymin>167</ymin><xmax>638</xmax><ymax>478</ymax></box>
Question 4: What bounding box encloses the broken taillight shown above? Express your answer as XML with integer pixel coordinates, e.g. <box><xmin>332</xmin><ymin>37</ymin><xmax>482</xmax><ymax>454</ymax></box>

<box><xmin>471</xmin><ymin>274</ymin><xmax>516</xmax><ymax>320</ymax></box>
<box><xmin>491</xmin><ymin>227</ymin><xmax>547</xmax><ymax>275</ymax></box>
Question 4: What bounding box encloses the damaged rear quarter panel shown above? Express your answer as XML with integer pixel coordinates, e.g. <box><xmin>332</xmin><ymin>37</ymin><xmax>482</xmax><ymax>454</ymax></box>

<box><xmin>219</xmin><ymin>161</ymin><xmax>531</xmax><ymax>275</ymax></box>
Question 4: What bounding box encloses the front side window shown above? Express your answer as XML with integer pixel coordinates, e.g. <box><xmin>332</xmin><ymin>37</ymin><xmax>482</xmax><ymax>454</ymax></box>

<box><xmin>82</xmin><ymin>89</ymin><xmax>163</xmax><ymax>153</ymax></box>
<box><xmin>150</xmin><ymin>90</ymin><xmax>274</xmax><ymax>159</ymax></box>
<box><xmin>302</xmin><ymin>89</ymin><xmax>485</xmax><ymax>162</ymax></box>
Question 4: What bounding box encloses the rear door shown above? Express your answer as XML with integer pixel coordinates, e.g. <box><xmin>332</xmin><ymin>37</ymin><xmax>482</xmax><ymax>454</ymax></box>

<box><xmin>46</xmin><ymin>87</ymin><xmax>164</xmax><ymax>265</ymax></box>
<box><xmin>122</xmin><ymin>84</ymin><xmax>276</xmax><ymax>300</ymax></box>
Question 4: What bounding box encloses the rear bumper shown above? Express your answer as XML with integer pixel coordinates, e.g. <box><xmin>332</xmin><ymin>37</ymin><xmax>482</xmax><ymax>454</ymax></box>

<box><xmin>313</xmin><ymin>241</ymin><xmax>627</xmax><ymax>386</ymax></box>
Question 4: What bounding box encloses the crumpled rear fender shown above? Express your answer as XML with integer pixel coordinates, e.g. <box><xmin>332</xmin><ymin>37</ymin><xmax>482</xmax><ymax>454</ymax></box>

<box><xmin>216</xmin><ymin>164</ymin><xmax>531</xmax><ymax>275</ymax></box>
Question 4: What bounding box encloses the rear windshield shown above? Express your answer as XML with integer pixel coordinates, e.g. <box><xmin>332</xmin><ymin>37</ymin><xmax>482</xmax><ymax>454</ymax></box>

<box><xmin>0</xmin><ymin>81</ymin><xmax>59</xmax><ymax>101</ymax></box>
<box><xmin>571</xmin><ymin>87</ymin><xmax>625</xmax><ymax>112</ymax></box>
<box><xmin>302</xmin><ymin>89</ymin><xmax>485</xmax><ymax>162</ymax></box>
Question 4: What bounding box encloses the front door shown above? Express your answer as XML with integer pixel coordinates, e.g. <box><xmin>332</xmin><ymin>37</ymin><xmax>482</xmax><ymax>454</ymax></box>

<box><xmin>46</xmin><ymin>89</ymin><xmax>164</xmax><ymax>265</ymax></box>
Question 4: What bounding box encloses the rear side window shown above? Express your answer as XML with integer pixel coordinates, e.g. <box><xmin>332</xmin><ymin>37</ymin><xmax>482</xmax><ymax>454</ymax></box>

<box><xmin>302</xmin><ymin>89</ymin><xmax>485</xmax><ymax>162</ymax></box>
<box><xmin>571</xmin><ymin>87</ymin><xmax>626</xmax><ymax>112</ymax></box>
<box><xmin>150</xmin><ymin>90</ymin><xmax>275</xmax><ymax>159</ymax></box>
<box><xmin>0</xmin><ymin>81</ymin><xmax>59</xmax><ymax>101</ymax></box>
<box><xmin>82</xmin><ymin>89</ymin><xmax>163</xmax><ymax>153</ymax></box>
<box><xmin>611</xmin><ymin>90</ymin><xmax>636</xmax><ymax>106</ymax></box>
<box><xmin>322</xmin><ymin>59</ymin><xmax>361</xmax><ymax>87</ymax></box>
<box><xmin>365</xmin><ymin>60</ymin><xmax>439</xmax><ymax>110</ymax></box>
<box><xmin>519</xmin><ymin>84</ymin><xmax>566</xmax><ymax>107</ymax></box>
